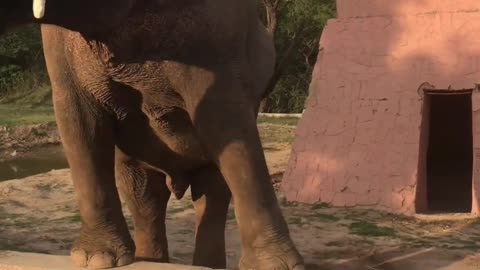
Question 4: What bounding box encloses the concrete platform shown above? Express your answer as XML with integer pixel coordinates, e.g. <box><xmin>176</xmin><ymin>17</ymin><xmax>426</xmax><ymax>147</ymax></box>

<box><xmin>0</xmin><ymin>251</ymin><xmax>216</xmax><ymax>270</ymax></box>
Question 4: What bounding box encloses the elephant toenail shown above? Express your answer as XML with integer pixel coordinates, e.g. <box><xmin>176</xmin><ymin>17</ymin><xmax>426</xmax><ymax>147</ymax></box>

<box><xmin>293</xmin><ymin>264</ymin><xmax>306</xmax><ymax>270</ymax></box>
<box><xmin>117</xmin><ymin>253</ymin><xmax>135</xmax><ymax>267</ymax></box>
<box><xmin>70</xmin><ymin>248</ymin><xmax>88</xmax><ymax>267</ymax></box>
<box><xmin>88</xmin><ymin>252</ymin><xmax>115</xmax><ymax>269</ymax></box>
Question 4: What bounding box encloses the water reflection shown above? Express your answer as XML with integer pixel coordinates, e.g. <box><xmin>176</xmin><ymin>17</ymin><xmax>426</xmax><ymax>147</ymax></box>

<box><xmin>0</xmin><ymin>146</ymin><xmax>68</xmax><ymax>182</ymax></box>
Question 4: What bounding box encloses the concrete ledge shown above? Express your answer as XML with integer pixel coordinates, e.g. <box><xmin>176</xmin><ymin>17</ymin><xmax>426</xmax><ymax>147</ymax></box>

<box><xmin>258</xmin><ymin>113</ymin><xmax>303</xmax><ymax>118</ymax></box>
<box><xmin>0</xmin><ymin>251</ymin><xmax>216</xmax><ymax>270</ymax></box>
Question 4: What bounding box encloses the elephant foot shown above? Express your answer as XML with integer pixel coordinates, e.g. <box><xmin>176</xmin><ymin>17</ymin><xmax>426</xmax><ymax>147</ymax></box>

<box><xmin>70</xmin><ymin>225</ymin><xmax>135</xmax><ymax>269</ymax></box>
<box><xmin>134</xmin><ymin>230</ymin><xmax>169</xmax><ymax>263</ymax></box>
<box><xmin>240</xmin><ymin>252</ymin><xmax>305</xmax><ymax>270</ymax></box>
<box><xmin>239</xmin><ymin>230</ymin><xmax>305</xmax><ymax>270</ymax></box>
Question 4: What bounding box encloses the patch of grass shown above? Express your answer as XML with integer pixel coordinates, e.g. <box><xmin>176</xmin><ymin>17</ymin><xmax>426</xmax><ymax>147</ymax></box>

<box><xmin>348</xmin><ymin>221</ymin><xmax>396</xmax><ymax>237</ymax></box>
<box><xmin>311</xmin><ymin>203</ymin><xmax>331</xmax><ymax>210</ymax></box>
<box><xmin>0</xmin><ymin>210</ymin><xmax>41</xmax><ymax>229</ymax></box>
<box><xmin>1</xmin><ymin>79</ymin><xmax>52</xmax><ymax>105</ymax></box>
<box><xmin>342</xmin><ymin>210</ymin><xmax>373</xmax><ymax>220</ymax></box>
<box><xmin>1</xmin><ymin>215</ymin><xmax>49</xmax><ymax>228</ymax></box>
<box><xmin>0</xmin><ymin>104</ymin><xmax>55</xmax><ymax>127</ymax></box>
<box><xmin>257</xmin><ymin>116</ymin><xmax>300</xmax><ymax>126</ymax></box>
<box><xmin>64</xmin><ymin>214</ymin><xmax>82</xmax><ymax>223</ymax></box>
<box><xmin>312</xmin><ymin>213</ymin><xmax>341</xmax><ymax>223</ymax></box>
<box><xmin>379</xmin><ymin>212</ymin><xmax>412</xmax><ymax>222</ymax></box>
<box><xmin>288</xmin><ymin>217</ymin><xmax>303</xmax><ymax>225</ymax></box>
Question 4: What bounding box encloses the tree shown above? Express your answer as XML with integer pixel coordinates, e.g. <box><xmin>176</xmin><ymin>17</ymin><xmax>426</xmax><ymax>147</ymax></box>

<box><xmin>0</xmin><ymin>25</ymin><xmax>46</xmax><ymax>95</ymax></box>
<box><xmin>258</xmin><ymin>0</ymin><xmax>336</xmax><ymax>113</ymax></box>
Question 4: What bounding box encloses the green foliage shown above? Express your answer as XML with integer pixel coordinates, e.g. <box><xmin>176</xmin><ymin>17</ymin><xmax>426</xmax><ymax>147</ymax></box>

<box><xmin>262</xmin><ymin>0</ymin><xmax>336</xmax><ymax>112</ymax></box>
<box><xmin>0</xmin><ymin>104</ymin><xmax>55</xmax><ymax>127</ymax></box>
<box><xmin>0</xmin><ymin>25</ymin><xmax>43</xmax><ymax>59</ymax></box>
<box><xmin>0</xmin><ymin>25</ymin><xmax>48</xmax><ymax>98</ymax></box>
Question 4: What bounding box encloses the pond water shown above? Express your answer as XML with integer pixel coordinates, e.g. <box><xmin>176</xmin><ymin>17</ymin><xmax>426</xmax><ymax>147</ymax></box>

<box><xmin>0</xmin><ymin>145</ymin><xmax>69</xmax><ymax>182</ymax></box>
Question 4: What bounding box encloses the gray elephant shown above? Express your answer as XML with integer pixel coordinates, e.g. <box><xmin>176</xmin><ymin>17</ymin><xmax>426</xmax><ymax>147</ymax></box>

<box><xmin>0</xmin><ymin>0</ymin><xmax>305</xmax><ymax>269</ymax></box>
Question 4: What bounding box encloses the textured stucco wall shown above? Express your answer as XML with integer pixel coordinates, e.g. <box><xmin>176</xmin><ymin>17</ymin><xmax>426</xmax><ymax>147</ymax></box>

<box><xmin>282</xmin><ymin>1</ymin><xmax>480</xmax><ymax>215</ymax></box>
<box><xmin>336</xmin><ymin>0</ymin><xmax>479</xmax><ymax>18</ymax></box>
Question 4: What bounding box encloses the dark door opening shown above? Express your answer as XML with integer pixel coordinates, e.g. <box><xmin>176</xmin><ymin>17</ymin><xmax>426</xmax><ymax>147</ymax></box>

<box><xmin>426</xmin><ymin>92</ymin><xmax>473</xmax><ymax>213</ymax></box>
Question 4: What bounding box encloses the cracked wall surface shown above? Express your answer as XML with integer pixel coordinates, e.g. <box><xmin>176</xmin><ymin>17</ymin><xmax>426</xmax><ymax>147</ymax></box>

<box><xmin>282</xmin><ymin>0</ymin><xmax>480</xmax><ymax>215</ymax></box>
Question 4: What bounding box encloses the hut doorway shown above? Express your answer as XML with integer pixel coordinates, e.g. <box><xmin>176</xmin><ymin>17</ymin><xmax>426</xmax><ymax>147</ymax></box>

<box><xmin>421</xmin><ymin>90</ymin><xmax>473</xmax><ymax>213</ymax></box>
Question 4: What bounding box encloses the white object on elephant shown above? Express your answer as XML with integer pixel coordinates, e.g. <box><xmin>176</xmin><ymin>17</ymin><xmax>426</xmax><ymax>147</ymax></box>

<box><xmin>33</xmin><ymin>0</ymin><xmax>46</xmax><ymax>19</ymax></box>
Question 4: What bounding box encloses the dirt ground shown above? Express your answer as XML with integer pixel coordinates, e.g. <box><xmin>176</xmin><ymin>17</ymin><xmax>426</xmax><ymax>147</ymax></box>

<box><xmin>0</xmin><ymin>123</ymin><xmax>480</xmax><ymax>269</ymax></box>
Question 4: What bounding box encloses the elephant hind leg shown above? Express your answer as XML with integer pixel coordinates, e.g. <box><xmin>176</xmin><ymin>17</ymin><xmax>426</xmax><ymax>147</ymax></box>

<box><xmin>115</xmin><ymin>149</ymin><xmax>171</xmax><ymax>263</ymax></box>
<box><xmin>191</xmin><ymin>71</ymin><xmax>304</xmax><ymax>270</ymax></box>
<box><xmin>191</xmin><ymin>165</ymin><xmax>231</xmax><ymax>269</ymax></box>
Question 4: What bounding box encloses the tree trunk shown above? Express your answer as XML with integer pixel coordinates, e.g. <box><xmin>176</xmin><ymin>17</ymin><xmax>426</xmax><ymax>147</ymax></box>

<box><xmin>262</xmin><ymin>0</ymin><xmax>280</xmax><ymax>35</ymax></box>
<box><xmin>258</xmin><ymin>0</ymin><xmax>281</xmax><ymax>113</ymax></box>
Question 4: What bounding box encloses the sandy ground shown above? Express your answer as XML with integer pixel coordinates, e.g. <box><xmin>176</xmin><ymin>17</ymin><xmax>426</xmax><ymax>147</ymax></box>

<box><xmin>0</xmin><ymin>124</ymin><xmax>480</xmax><ymax>269</ymax></box>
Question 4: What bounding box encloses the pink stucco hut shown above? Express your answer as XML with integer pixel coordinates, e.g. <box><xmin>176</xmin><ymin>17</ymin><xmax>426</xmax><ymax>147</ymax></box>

<box><xmin>282</xmin><ymin>0</ymin><xmax>480</xmax><ymax>215</ymax></box>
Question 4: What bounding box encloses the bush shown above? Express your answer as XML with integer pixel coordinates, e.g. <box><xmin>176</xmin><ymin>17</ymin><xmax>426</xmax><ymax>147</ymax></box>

<box><xmin>0</xmin><ymin>25</ymin><xmax>49</xmax><ymax>100</ymax></box>
<box><xmin>260</xmin><ymin>0</ymin><xmax>336</xmax><ymax>113</ymax></box>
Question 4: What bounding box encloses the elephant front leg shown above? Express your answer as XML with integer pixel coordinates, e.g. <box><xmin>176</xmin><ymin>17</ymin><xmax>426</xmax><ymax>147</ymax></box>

<box><xmin>52</xmin><ymin>88</ymin><xmax>134</xmax><ymax>269</ymax></box>
<box><xmin>193</xmin><ymin>86</ymin><xmax>304</xmax><ymax>270</ymax></box>
<box><xmin>115</xmin><ymin>149</ymin><xmax>171</xmax><ymax>263</ymax></box>
<box><xmin>190</xmin><ymin>165</ymin><xmax>231</xmax><ymax>269</ymax></box>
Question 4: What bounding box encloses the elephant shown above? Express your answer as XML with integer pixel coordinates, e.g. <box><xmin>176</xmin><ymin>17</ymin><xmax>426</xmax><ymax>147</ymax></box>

<box><xmin>1</xmin><ymin>0</ymin><xmax>305</xmax><ymax>269</ymax></box>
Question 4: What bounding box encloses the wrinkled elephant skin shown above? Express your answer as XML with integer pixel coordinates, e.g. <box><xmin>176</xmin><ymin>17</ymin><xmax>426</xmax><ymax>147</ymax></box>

<box><xmin>0</xmin><ymin>0</ymin><xmax>305</xmax><ymax>269</ymax></box>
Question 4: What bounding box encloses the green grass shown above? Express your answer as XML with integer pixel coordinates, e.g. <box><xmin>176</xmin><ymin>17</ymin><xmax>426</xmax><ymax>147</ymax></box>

<box><xmin>0</xmin><ymin>104</ymin><xmax>55</xmax><ymax>127</ymax></box>
<box><xmin>64</xmin><ymin>214</ymin><xmax>82</xmax><ymax>223</ymax></box>
<box><xmin>257</xmin><ymin>115</ymin><xmax>300</xmax><ymax>126</ymax></box>
<box><xmin>0</xmin><ymin>81</ymin><xmax>52</xmax><ymax>105</ymax></box>
<box><xmin>311</xmin><ymin>203</ymin><xmax>331</xmax><ymax>210</ymax></box>
<box><xmin>288</xmin><ymin>217</ymin><xmax>303</xmax><ymax>225</ymax></box>
<box><xmin>312</xmin><ymin>213</ymin><xmax>341</xmax><ymax>223</ymax></box>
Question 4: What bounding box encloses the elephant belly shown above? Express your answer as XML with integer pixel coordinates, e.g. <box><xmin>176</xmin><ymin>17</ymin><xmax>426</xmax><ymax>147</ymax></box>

<box><xmin>114</xmin><ymin>106</ymin><xmax>210</xmax><ymax>176</ymax></box>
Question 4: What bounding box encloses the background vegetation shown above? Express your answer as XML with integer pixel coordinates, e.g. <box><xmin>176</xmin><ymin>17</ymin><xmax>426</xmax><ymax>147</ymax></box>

<box><xmin>0</xmin><ymin>0</ymin><xmax>336</xmax><ymax>113</ymax></box>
